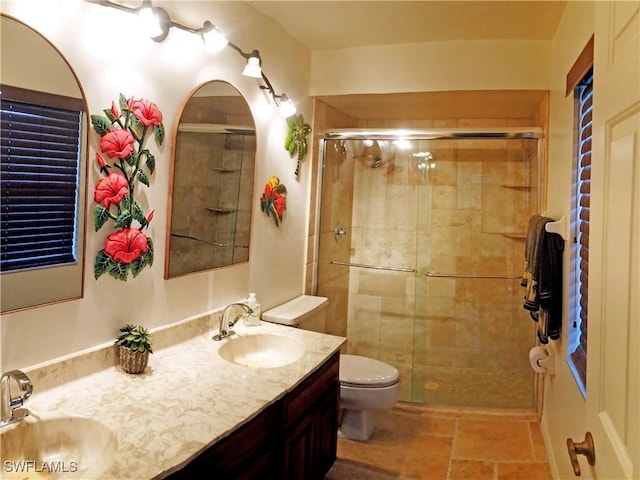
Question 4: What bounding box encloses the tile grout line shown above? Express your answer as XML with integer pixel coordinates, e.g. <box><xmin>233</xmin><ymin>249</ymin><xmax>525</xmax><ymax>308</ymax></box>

<box><xmin>445</xmin><ymin>417</ymin><xmax>459</xmax><ymax>480</ymax></box>
<box><xmin>527</xmin><ymin>419</ymin><xmax>537</xmax><ymax>462</ymax></box>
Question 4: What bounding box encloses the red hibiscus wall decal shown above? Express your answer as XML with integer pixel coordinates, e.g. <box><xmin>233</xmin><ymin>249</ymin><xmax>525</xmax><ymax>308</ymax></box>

<box><xmin>91</xmin><ymin>93</ymin><xmax>164</xmax><ymax>280</ymax></box>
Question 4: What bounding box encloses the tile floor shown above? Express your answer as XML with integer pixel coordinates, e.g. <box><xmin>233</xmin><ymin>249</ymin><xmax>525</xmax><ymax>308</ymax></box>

<box><xmin>326</xmin><ymin>403</ymin><xmax>552</xmax><ymax>480</ymax></box>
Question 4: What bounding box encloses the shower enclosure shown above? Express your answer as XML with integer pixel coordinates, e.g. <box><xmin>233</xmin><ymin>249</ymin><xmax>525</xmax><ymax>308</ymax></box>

<box><xmin>316</xmin><ymin>129</ymin><xmax>541</xmax><ymax>409</ymax></box>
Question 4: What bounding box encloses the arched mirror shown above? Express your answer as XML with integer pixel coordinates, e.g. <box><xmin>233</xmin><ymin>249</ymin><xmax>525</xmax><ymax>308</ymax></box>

<box><xmin>1</xmin><ymin>15</ymin><xmax>88</xmax><ymax>312</ymax></box>
<box><xmin>166</xmin><ymin>81</ymin><xmax>256</xmax><ymax>278</ymax></box>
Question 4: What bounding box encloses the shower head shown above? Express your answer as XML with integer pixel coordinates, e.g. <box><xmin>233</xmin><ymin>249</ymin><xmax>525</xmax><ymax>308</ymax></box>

<box><xmin>369</xmin><ymin>156</ymin><xmax>384</xmax><ymax>168</ymax></box>
<box><xmin>352</xmin><ymin>154</ymin><xmax>385</xmax><ymax>168</ymax></box>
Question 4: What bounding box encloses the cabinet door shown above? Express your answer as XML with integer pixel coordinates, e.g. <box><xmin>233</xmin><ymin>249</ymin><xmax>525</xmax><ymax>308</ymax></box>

<box><xmin>313</xmin><ymin>382</ymin><xmax>340</xmax><ymax>478</ymax></box>
<box><xmin>282</xmin><ymin>409</ymin><xmax>315</xmax><ymax>480</ymax></box>
<box><xmin>282</xmin><ymin>353</ymin><xmax>340</xmax><ymax>480</ymax></box>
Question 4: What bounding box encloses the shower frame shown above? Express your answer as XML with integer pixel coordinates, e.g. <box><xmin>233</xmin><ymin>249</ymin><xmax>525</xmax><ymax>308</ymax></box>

<box><xmin>314</xmin><ymin>126</ymin><xmax>545</xmax><ymax>412</ymax></box>
<box><xmin>321</xmin><ymin>127</ymin><xmax>544</xmax><ymax>212</ymax></box>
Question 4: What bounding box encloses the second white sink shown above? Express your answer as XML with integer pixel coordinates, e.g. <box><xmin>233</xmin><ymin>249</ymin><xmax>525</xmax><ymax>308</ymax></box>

<box><xmin>0</xmin><ymin>416</ymin><xmax>116</xmax><ymax>479</ymax></box>
<box><xmin>218</xmin><ymin>333</ymin><xmax>305</xmax><ymax>368</ymax></box>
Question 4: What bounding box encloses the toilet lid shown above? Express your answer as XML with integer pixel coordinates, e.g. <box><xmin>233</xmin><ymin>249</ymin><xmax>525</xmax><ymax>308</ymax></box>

<box><xmin>340</xmin><ymin>354</ymin><xmax>400</xmax><ymax>388</ymax></box>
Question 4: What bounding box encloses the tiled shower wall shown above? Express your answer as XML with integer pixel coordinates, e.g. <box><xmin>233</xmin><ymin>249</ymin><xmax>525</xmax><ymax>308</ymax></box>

<box><xmin>311</xmin><ymin>98</ymin><xmax>548</xmax><ymax>409</ymax></box>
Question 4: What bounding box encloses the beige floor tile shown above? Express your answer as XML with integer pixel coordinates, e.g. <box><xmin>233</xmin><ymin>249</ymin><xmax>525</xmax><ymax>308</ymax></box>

<box><xmin>400</xmin><ymin>434</ymin><xmax>453</xmax><ymax>479</ymax></box>
<box><xmin>333</xmin><ymin>407</ymin><xmax>551</xmax><ymax>480</ymax></box>
<box><xmin>454</xmin><ymin>418</ymin><xmax>533</xmax><ymax>461</ymax></box>
<box><xmin>497</xmin><ymin>462</ymin><xmax>553</xmax><ymax>480</ymax></box>
<box><xmin>448</xmin><ymin>459</ymin><xmax>495</xmax><ymax>480</ymax></box>
<box><xmin>374</xmin><ymin>409</ymin><xmax>456</xmax><ymax>437</ymax></box>
<box><xmin>326</xmin><ymin>459</ymin><xmax>399</xmax><ymax>479</ymax></box>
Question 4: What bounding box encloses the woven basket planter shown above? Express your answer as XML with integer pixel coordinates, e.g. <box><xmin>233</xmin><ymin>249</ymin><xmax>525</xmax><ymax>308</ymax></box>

<box><xmin>119</xmin><ymin>346</ymin><xmax>149</xmax><ymax>374</ymax></box>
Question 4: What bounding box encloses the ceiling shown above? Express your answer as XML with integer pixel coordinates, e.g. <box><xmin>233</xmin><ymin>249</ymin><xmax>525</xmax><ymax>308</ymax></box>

<box><xmin>248</xmin><ymin>1</ymin><xmax>568</xmax><ymax>51</ymax></box>
<box><xmin>247</xmin><ymin>1</ymin><xmax>565</xmax><ymax>121</ymax></box>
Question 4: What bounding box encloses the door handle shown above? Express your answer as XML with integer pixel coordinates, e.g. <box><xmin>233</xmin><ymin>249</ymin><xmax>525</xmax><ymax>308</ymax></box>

<box><xmin>567</xmin><ymin>431</ymin><xmax>595</xmax><ymax>476</ymax></box>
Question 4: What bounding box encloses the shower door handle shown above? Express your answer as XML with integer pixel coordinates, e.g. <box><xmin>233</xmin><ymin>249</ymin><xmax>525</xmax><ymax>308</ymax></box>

<box><xmin>566</xmin><ymin>432</ymin><xmax>595</xmax><ymax>476</ymax></box>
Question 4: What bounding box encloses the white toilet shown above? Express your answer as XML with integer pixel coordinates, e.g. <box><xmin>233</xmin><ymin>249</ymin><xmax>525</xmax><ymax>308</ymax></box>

<box><xmin>262</xmin><ymin>295</ymin><xmax>400</xmax><ymax>441</ymax></box>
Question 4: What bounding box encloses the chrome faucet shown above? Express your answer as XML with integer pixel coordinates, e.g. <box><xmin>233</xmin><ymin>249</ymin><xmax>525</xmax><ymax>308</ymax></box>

<box><xmin>213</xmin><ymin>303</ymin><xmax>253</xmax><ymax>341</ymax></box>
<box><xmin>1</xmin><ymin>370</ymin><xmax>33</xmax><ymax>427</ymax></box>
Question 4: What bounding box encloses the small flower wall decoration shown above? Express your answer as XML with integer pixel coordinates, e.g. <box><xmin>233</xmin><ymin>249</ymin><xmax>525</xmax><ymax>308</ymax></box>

<box><xmin>91</xmin><ymin>94</ymin><xmax>164</xmax><ymax>281</ymax></box>
<box><xmin>260</xmin><ymin>175</ymin><xmax>287</xmax><ymax>227</ymax></box>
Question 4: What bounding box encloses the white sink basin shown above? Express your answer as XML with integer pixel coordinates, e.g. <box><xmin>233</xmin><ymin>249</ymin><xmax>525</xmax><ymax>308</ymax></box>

<box><xmin>0</xmin><ymin>416</ymin><xmax>117</xmax><ymax>479</ymax></box>
<box><xmin>218</xmin><ymin>333</ymin><xmax>306</xmax><ymax>368</ymax></box>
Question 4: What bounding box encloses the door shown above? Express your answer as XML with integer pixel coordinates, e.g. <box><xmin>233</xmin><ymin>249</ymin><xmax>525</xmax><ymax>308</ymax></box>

<box><xmin>585</xmin><ymin>2</ymin><xmax>639</xmax><ymax>479</ymax></box>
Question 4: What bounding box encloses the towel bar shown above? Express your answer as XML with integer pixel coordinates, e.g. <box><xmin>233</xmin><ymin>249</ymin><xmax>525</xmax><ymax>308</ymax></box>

<box><xmin>425</xmin><ymin>272</ymin><xmax>521</xmax><ymax>279</ymax></box>
<box><xmin>329</xmin><ymin>261</ymin><xmax>416</xmax><ymax>273</ymax></box>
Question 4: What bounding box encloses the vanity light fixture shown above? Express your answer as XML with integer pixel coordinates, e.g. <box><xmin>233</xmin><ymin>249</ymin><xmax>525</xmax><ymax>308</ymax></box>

<box><xmin>137</xmin><ymin>0</ymin><xmax>162</xmax><ymax>38</ymax></box>
<box><xmin>256</xmin><ymin>71</ymin><xmax>297</xmax><ymax>117</ymax></box>
<box><xmin>201</xmin><ymin>20</ymin><xmax>228</xmax><ymax>53</ymax></box>
<box><xmin>241</xmin><ymin>50</ymin><xmax>263</xmax><ymax>78</ymax></box>
<box><xmin>137</xmin><ymin>0</ymin><xmax>170</xmax><ymax>42</ymax></box>
<box><xmin>86</xmin><ymin>0</ymin><xmax>297</xmax><ymax>117</ymax></box>
<box><xmin>278</xmin><ymin>94</ymin><xmax>297</xmax><ymax>118</ymax></box>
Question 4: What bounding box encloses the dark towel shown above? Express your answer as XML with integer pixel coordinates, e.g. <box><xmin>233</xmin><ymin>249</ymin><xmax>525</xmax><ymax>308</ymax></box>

<box><xmin>522</xmin><ymin>215</ymin><xmax>564</xmax><ymax>343</ymax></box>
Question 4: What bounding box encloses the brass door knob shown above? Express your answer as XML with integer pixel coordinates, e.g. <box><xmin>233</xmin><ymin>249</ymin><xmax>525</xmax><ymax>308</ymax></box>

<box><xmin>567</xmin><ymin>431</ymin><xmax>596</xmax><ymax>476</ymax></box>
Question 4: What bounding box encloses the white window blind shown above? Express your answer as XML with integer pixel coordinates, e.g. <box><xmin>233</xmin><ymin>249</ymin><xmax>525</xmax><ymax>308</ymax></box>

<box><xmin>569</xmin><ymin>67</ymin><xmax>593</xmax><ymax>390</ymax></box>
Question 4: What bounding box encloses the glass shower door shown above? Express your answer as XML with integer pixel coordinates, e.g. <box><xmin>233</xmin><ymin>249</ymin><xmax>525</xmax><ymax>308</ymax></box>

<box><xmin>316</xmin><ymin>139</ymin><xmax>419</xmax><ymax>402</ymax></box>
<box><xmin>316</xmin><ymin>135</ymin><xmax>540</xmax><ymax>409</ymax></box>
<box><xmin>413</xmin><ymin>137</ymin><xmax>539</xmax><ymax>408</ymax></box>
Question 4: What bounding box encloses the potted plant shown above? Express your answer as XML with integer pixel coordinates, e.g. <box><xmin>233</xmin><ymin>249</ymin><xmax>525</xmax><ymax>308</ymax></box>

<box><xmin>115</xmin><ymin>324</ymin><xmax>153</xmax><ymax>374</ymax></box>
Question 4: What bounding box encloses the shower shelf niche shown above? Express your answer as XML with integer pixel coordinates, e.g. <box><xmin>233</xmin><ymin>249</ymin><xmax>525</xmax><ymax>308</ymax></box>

<box><xmin>501</xmin><ymin>232</ymin><xmax>527</xmax><ymax>239</ymax></box>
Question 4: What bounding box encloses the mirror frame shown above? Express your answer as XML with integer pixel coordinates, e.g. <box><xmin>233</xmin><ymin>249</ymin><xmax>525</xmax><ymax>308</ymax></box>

<box><xmin>0</xmin><ymin>14</ymin><xmax>89</xmax><ymax>313</ymax></box>
<box><xmin>165</xmin><ymin>80</ymin><xmax>257</xmax><ymax>279</ymax></box>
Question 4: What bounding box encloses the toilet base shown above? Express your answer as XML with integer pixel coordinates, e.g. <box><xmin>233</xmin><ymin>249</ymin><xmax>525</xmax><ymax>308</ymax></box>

<box><xmin>339</xmin><ymin>408</ymin><xmax>375</xmax><ymax>441</ymax></box>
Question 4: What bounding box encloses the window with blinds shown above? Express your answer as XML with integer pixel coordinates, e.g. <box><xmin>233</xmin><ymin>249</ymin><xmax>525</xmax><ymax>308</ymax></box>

<box><xmin>1</xmin><ymin>86</ymin><xmax>83</xmax><ymax>272</ymax></box>
<box><xmin>569</xmin><ymin>67</ymin><xmax>593</xmax><ymax>393</ymax></box>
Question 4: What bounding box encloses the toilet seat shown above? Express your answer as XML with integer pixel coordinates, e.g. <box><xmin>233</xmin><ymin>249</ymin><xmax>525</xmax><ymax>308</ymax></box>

<box><xmin>340</xmin><ymin>354</ymin><xmax>400</xmax><ymax>388</ymax></box>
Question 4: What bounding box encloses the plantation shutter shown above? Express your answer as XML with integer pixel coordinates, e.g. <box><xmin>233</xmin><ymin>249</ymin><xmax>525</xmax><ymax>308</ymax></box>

<box><xmin>569</xmin><ymin>68</ymin><xmax>593</xmax><ymax>388</ymax></box>
<box><xmin>1</xmin><ymin>85</ymin><xmax>83</xmax><ymax>272</ymax></box>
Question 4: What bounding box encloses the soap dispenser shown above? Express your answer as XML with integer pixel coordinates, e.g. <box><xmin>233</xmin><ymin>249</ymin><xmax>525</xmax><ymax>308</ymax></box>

<box><xmin>244</xmin><ymin>293</ymin><xmax>261</xmax><ymax>326</ymax></box>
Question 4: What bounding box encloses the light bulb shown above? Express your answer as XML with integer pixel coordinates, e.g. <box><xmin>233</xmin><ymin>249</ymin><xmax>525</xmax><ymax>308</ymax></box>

<box><xmin>242</xmin><ymin>54</ymin><xmax>262</xmax><ymax>78</ymax></box>
<box><xmin>137</xmin><ymin>3</ymin><xmax>163</xmax><ymax>38</ymax></box>
<box><xmin>279</xmin><ymin>95</ymin><xmax>296</xmax><ymax>118</ymax></box>
<box><xmin>202</xmin><ymin>22</ymin><xmax>228</xmax><ymax>53</ymax></box>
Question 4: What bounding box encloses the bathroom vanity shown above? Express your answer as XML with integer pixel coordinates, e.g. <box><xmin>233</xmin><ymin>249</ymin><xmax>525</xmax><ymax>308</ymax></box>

<box><xmin>164</xmin><ymin>351</ymin><xmax>339</xmax><ymax>479</ymax></box>
<box><xmin>7</xmin><ymin>318</ymin><xmax>345</xmax><ymax>480</ymax></box>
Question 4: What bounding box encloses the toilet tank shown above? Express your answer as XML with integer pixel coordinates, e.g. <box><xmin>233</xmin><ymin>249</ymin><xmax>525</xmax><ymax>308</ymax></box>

<box><xmin>262</xmin><ymin>295</ymin><xmax>328</xmax><ymax>333</ymax></box>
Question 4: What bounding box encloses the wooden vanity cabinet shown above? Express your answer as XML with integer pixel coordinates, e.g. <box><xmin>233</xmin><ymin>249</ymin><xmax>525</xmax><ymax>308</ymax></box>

<box><xmin>165</xmin><ymin>401</ymin><xmax>280</xmax><ymax>480</ymax></box>
<box><xmin>282</xmin><ymin>351</ymin><xmax>340</xmax><ymax>480</ymax></box>
<box><xmin>162</xmin><ymin>352</ymin><xmax>340</xmax><ymax>480</ymax></box>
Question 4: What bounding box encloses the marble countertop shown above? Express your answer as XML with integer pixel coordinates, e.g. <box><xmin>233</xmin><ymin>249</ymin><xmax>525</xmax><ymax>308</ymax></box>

<box><xmin>9</xmin><ymin>320</ymin><xmax>345</xmax><ymax>479</ymax></box>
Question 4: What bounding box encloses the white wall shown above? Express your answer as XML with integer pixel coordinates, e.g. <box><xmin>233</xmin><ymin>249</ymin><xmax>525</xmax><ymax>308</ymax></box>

<box><xmin>544</xmin><ymin>2</ymin><xmax>596</xmax><ymax>479</ymax></box>
<box><xmin>310</xmin><ymin>39</ymin><xmax>551</xmax><ymax>95</ymax></box>
<box><xmin>0</xmin><ymin>1</ymin><xmax>311</xmax><ymax>370</ymax></box>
